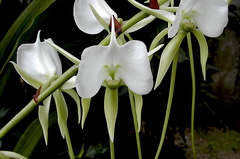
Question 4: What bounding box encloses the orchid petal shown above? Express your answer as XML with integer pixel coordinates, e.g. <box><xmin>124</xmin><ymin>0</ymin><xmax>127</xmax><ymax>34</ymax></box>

<box><xmin>168</xmin><ymin>0</ymin><xmax>197</xmax><ymax>38</ymax></box>
<box><xmin>148</xmin><ymin>44</ymin><xmax>164</xmax><ymax>57</ymax></box>
<box><xmin>61</xmin><ymin>76</ymin><xmax>76</xmax><ymax>90</ymax></box>
<box><xmin>154</xmin><ymin>31</ymin><xmax>187</xmax><ymax>89</ymax></box>
<box><xmin>73</xmin><ymin>0</ymin><xmax>117</xmax><ymax>34</ymax></box>
<box><xmin>45</xmin><ymin>39</ymin><xmax>80</xmax><ymax>65</ymax></box>
<box><xmin>89</xmin><ymin>4</ymin><xmax>110</xmax><ymax>32</ymax></box>
<box><xmin>53</xmin><ymin>90</ymin><xmax>75</xmax><ymax>159</ymax></box>
<box><xmin>132</xmin><ymin>92</ymin><xmax>143</xmax><ymax>132</ymax></box>
<box><xmin>109</xmin><ymin>16</ymin><xmax>153</xmax><ymax>95</ymax></box>
<box><xmin>82</xmin><ymin>98</ymin><xmax>91</xmax><ymax>129</ymax></box>
<box><xmin>53</xmin><ymin>89</ymin><xmax>68</xmax><ymax>138</ymax></box>
<box><xmin>125</xmin><ymin>15</ymin><xmax>156</xmax><ymax>33</ymax></box>
<box><xmin>115</xmin><ymin>40</ymin><xmax>153</xmax><ymax>94</ymax></box>
<box><xmin>62</xmin><ymin>89</ymin><xmax>81</xmax><ymax>123</ymax></box>
<box><xmin>104</xmin><ymin>87</ymin><xmax>118</xmax><ymax>142</ymax></box>
<box><xmin>169</xmin><ymin>0</ymin><xmax>228</xmax><ymax>38</ymax></box>
<box><xmin>192</xmin><ymin>29</ymin><xmax>208</xmax><ymax>80</ymax></box>
<box><xmin>81</xmin><ymin>98</ymin><xmax>91</xmax><ymax>128</ymax></box>
<box><xmin>76</xmin><ymin>45</ymin><xmax>110</xmax><ymax>98</ymax></box>
<box><xmin>16</xmin><ymin>31</ymin><xmax>62</xmax><ymax>84</ymax></box>
<box><xmin>11</xmin><ymin>61</ymin><xmax>42</xmax><ymax>89</ymax></box>
<box><xmin>192</xmin><ymin>0</ymin><xmax>228</xmax><ymax>37</ymax></box>
<box><xmin>168</xmin><ymin>12</ymin><xmax>182</xmax><ymax>38</ymax></box>
<box><xmin>38</xmin><ymin>95</ymin><xmax>52</xmax><ymax>145</ymax></box>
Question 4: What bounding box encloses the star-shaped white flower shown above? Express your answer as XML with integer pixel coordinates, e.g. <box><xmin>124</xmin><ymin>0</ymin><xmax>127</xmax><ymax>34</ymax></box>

<box><xmin>168</xmin><ymin>0</ymin><xmax>228</xmax><ymax>38</ymax></box>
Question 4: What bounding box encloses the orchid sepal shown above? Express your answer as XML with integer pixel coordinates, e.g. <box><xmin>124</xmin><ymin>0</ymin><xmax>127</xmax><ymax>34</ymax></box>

<box><xmin>192</xmin><ymin>29</ymin><xmax>208</xmax><ymax>81</ymax></box>
<box><xmin>45</xmin><ymin>40</ymin><xmax>80</xmax><ymax>65</ymax></box>
<box><xmin>53</xmin><ymin>89</ymin><xmax>75</xmax><ymax>159</ymax></box>
<box><xmin>81</xmin><ymin>98</ymin><xmax>91</xmax><ymax>128</ymax></box>
<box><xmin>148</xmin><ymin>28</ymin><xmax>169</xmax><ymax>60</ymax></box>
<box><xmin>53</xmin><ymin>89</ymin><xmax>68</xmax><ymax>138</ymax></box>
<box><xmin>132</xmin><ymin>92</ymin><xmax>143</xmax><ymax>132</ymax></box>
<box><xmin>10</xmin><ymin>61</ymin><xmax>42</xmax><ymax>89</ymax></box>
<box><xmin>89</xmin><ymin>4</ymin><xmax>110</xmax><ymax>33</ymax></box>
<box><xmin>62</xmin><ymin>89</ymin><xmax>81</xmax><ymax>124</ymax></box>
<box><xmin>154</xmin><ymin>31</ymin><xmax>187</xmax><ymax>89</ymax></box>
<box><xmin>104</xmin><ymin>87</ymin><xmax>118</xmax><ymax>142</ymax></box>
<box><xmin>38</xmin><ymin>96</ymin><xmax>52</xmax><ymax>145</ymax></box>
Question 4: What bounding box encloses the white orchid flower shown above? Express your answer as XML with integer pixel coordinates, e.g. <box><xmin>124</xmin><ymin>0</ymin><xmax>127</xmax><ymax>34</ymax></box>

<box><xmin>76</xmin><ymin>17</ymin><xmax>153</xmax><ymax>141</ymax></box>
<box><xmin>73</xmin><ymin>0</ymin><xmax>117</xmax><ymax>34</ymax></box>
<box><xmin>73</xmin><ymin>0</ymin><xmax>173</xmax><ymax>35</ymax></box>
<box><xmin>11</xmin><ymin>31</ymin><xmax>79</xmax><ymax>159</ymax></box>
<box><xmin>76</xmin><ymin>21</ymin><xmax>153</xmax><ymax>98</ymax></box>
<box><xmin>168</xmin><ymin>0</ymin><xmax>228</xmax><ymax>38</ymax></box>
<box><xmin>11</xmin><ymin>31</ymin><xmax>75</xmax><ymax>90</ymax></box>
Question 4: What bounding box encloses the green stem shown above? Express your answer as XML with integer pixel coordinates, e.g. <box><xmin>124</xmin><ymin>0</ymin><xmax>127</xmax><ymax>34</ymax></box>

<box><xmin>128</xmin><ymin>89</ymin><xmax>142</xmax><ymax>159</ymax></box>
<box><xmin>0</xmin><ymin>65</ymin><xmax>78</xmax><ymax>139</ymax></box>
<box><xmin>64</xmin><ymin>124</ymin><xmax>75</xmax><ymax>159</ymax></box>
<box><xmin>187</xmin><ymin>33</ymin><xmax>196</xmax><ymax>159</ymax></box>
<box><xmin>109</xmin><ymin>138</ymin><xmax>115</xmax><ymax>159</ymax></box>
<box><xmin>154</xmin><ymin>51</ymin><xmax>178</xmax><ymax>159</ymax></box>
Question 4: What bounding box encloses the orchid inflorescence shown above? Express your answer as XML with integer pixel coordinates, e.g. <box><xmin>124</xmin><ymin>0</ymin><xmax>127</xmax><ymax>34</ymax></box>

<box><xmin>1</xmin><ymin>0</ymin><xmax>229</xmax><ymax>158</ymax></box>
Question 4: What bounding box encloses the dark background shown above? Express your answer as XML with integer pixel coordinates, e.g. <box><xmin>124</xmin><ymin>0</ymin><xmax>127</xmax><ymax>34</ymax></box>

<box><xmin>0</xmin><ymin>0</ymin><xmax>240</xmax><ymax>158</ymax></box>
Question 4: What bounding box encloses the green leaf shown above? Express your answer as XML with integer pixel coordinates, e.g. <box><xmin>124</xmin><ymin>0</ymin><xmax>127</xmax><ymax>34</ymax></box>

<box><xmin>85</xmin><ymin>144</ymin><xmax>108</xmax><ymax>158</ymax></box>
<box><xmin>0</xmin><ymin>0</ymin><xmax>56</xmax><ymax>73</ymax></box>
<box><xmin>154</xmin><ymin>31</ymin><xmax>187</xmax><ymax>89</ymax></box>
<box><xmin>0</xmin><ymin>151</ymin><xmax>27</xmax><ymax>159</ymax></box>
<box><xmin>104</xmin><ymin>87</ymin><xmax>118</xmax><ymax>142</ymax></box>
<box><xmin>13</xmin><ymin>112</ymin><xmax>57</xmax><ymax>158</ymax></box>
<box><xmin>0</xmin><ymin>0</ymin><xmax>56</xmax><ymax>98</ymax></box>
<box><xmin>192</xmin><ymin>29</ymin><xmax>209</xmax><ymax>80</ymax></box>
<box><xmin>81</xmin><ymin>98</ymin><xmax>91</xmax><ymax>128</ymax></box>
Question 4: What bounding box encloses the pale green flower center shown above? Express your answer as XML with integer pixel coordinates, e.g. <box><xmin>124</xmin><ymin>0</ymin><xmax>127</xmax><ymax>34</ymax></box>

<box><xmin>180</xmin><ymin>10</ymin><xmax>196</xmax><ymax>32</ymax></box>
<box><xmin>103</xmin><ymin>64</ymin><xmax>121</xmax><ymax>89</ymax></box>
